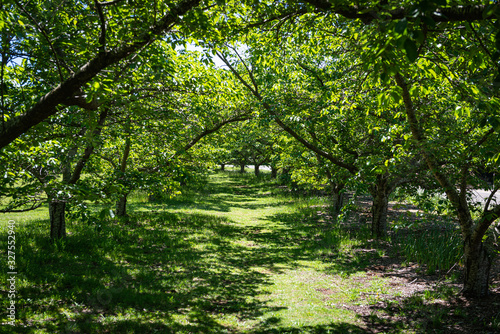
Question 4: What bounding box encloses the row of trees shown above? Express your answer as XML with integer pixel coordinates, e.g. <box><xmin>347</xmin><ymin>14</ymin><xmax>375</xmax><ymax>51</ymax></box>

<box><xmin>1</xmin><ymin>0</ymin><xmax>500</xmax><ymax>298</ymax></box>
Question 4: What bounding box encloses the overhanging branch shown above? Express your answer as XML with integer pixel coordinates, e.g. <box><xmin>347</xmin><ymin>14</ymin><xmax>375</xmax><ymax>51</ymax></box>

<box><xmin>305</xmin><ymin>1</ymin><xmax>500</xmax><ymax>23</ymax></box>
<box><xmin>0</xmin><ymin>0</ymin><xmax>201</xmax><ymax>149</ymax></box>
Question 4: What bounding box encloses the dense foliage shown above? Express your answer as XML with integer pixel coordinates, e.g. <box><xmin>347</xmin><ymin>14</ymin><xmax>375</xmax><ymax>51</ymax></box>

<box><xmin>1</xmin><ymin>0</ymin><xmax>500</xmax><ymax>297</ymax></box>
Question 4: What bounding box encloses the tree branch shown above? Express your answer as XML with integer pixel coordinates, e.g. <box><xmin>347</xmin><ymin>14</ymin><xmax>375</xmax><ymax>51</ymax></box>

<box><xmin>484</xmin><ymin>186</ymin><xmax>500</xmax><ymax>213</ymax></box>
<box><xmin>0</xmin><ymin>201</ymin><xmax>44</xmax><ymax>213</ymax></box>
<box><xmin>467</xmin><ymin>22</ymin><xmax>494</xmax><ymax>61</ymax></box>
<box><xmin>68</xmin><ymin>107</ymin><xmax>109</xmax><ymax>184</ymax></box>
<box><xmin>305</xmin><ymin>1</ymin><xmax>500</xmax><ymax>24</ymax></box>
<box><xmin>395</xmin><ymin>71</ymin><xmax>474</xmax><ymax>238</ymax></box>
<box><xmin>473</xmin><ymin>203</ymin><xmax>500</xmax><ymax>247</ymax></box>
<box><xmin>217</xmin><ymin>51</ymin><xmax>257</xmax><ymax>95</ymax></box>
<box><xmin>226</xmin><ymin>45</ymin><xmax>259</xmax><ymax>94</ymax></box>
<box><xmin>177</xmin><ymin>113</ymin><xmax>252</xmax><ymax>156</ymax></box>
<box><xmin>297</xmin><ymin>61</ymin><xmax>325</xmax><ymax>88</ymax></box>
<box><xmin>0</xmin><ymin>0</ymin><xmax>201</xmax><ymax>149</ymax></box>
<box><xmin>94</xmin><ymin>0</ymin><xmax>107</xmax><ymax>54</ymax></box>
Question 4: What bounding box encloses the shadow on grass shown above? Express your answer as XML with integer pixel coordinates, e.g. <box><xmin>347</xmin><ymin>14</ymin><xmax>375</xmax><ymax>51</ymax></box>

<box><xmin>352</xmin><ymin>289</ymin><xmax>500</xmax><ymax>333</ymax></box>
<box><xmin>0</xmin><ymin>211</ymin><xmax>287</xmax><ymax>333</ymax></box>
<box><xmin>259</xmin><ymin>206</ymin><xmax>382</xmax><ymax>277</ymax></box>
<box><xmin>249</xmin><ymin>321</ymin><xmax>369</xmax><ymax>333</ymax></box>
<box><xmin>0</xmin><ymin>172</ymin><xmax>374</xmax><ymax>333</ymax></box>
<box><xmin>1</xmin><ymin>205</ymin><xmax>375</xmax><ymax>333</ymax></box>
<box><xmin>127</xmin><ymin>171</ymin><xmax>282</xmax><ymax>214</ymax></box>
<box><xmin>7</xmin><ymin>171</ymin><xmax>484</xmax><ymax>333</ymax></box>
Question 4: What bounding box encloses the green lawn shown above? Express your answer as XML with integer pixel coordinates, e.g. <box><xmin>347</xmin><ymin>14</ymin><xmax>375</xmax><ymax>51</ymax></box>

<box><xmin>0</xmin><ymin>171</ymin><xmax>498</xmax><ymax>333</ymax></box>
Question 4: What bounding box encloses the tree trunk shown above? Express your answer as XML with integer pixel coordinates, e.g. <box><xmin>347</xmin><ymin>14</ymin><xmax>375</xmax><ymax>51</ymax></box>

<box><xmin>116</xmin><ymin>194</ymin><xmax>128</xmax><ymax>217</ymax></box>
<box><xmin>371</xmin><ymin>174</ymin><xmax>390</xmax><ymax>238</ymax></box>
<box><xmin>371</xmin><ymin>194</ymin><xmax>388</xmax><ymax>238</ymax></box>
<box><xmin>395</xmin><ymin>72</ymin><xmax>497</xmax><ymax>297</ymax></box>
<box><xmin>329</xmin><ymin>180</ymin><xmax>346</xmax><ymax>218</ymax></box>
<box><xmin>331</xmin><ymin>191</ymin><xmax>345</xmax><ymax>218</ymax></box>
<box><xmin>254</xmin><ymin>164</ymin><xmax>260</xmax><ymax>177</ymax></box>
<box><xmin>220</xmin><ymin>163</ymin><xmax>225</xmax><ymax>171</ymax></box>
<box><xmin>271</xmin><ymin>166</ymin><xmax>277</xmax><ymax>179</ymax></box>
<box><xmin>115</xmin><ymin>135</ymin><xmax>131</xmax><ymax>216</ymax></box>
<box><xmin>463</xmin><ymin>238</ymin><xmax>492</xmax><ymax>297</ymax></box>
<box><xmin>49</xmin><ymin>201</ymin><xmax>66</xmax><ymax>239</ymax></box>
<box><xmin>239</xmin><ymin>163</ymin><xmax>245</xmax><ymax>173</ymax></box>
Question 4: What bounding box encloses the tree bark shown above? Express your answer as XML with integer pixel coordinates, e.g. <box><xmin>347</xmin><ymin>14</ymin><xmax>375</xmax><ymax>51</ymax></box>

<box><xmin>463</xmin><ymin>238</ymin><xmax>492</xmax><ymax>297</ymax></box>
<box><xmin>49</xmin><ymin>201</ymin><xmax>66</xmax><ymax>239</ymax></box>
<box><xmin>329</xmin><ymin>181</ymin><xmax>345</xmax><ymax>218</ymax></box>
<box><xmin>114</xmin><ymin>135</ymin><xmax>131</xmax><ymax>217</ymax></box>
<box><xmin>370</xmin><ymin>174</ymin><xmax>390</xmax><ymax>238</ymax></box>
<box><xmin>220</xmin><ymin>163</ymin><xmax>225</xmax><ymax>171</ymax></box>
<box><xmin>116</xmin><ymin>194</ymin><xmax>128</xmax><ymax>217</ymax></box>
<box><xmin>331</xmin><ymin>191</ymin><xmax>345</xmax><ymax>217</ymax></box>
<box><xmin>240</xmin><ymin>163</ymin><xmax>245</xmax><ymax>173</ymax></box>
<box><xmin>254</xmin><ymin>164</ymin><xmax>260</xmax><ymax>177</ymax></box>
<box><xmin>271</xmin><ymin>165</ymin><xmax>277</xmax><ymax>179</ymax></box>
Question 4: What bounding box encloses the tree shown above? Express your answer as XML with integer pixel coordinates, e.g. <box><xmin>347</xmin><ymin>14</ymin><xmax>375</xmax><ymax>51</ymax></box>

<box><xmin>220</xmin><ymin>119</ymin><xmax>276</xmax><ymax>175</ymax></box>
<box><xmin>85</xmin><ymin>44</ymin><xmax>252</xmax><ymax>217</ymax></box>
<box><xmin>0</xmin><ymin>104</ymin><xmax>109</xmax><ymax>238</ymax></box>
<box><xmin>395</xmin><ymin>68</ymin><xmax>500</xmax><ymax>296</ymax></box>
<box><xmin>214</xmin><ymin>2</ymin><xmax>500</xmax><ymax>297</ymax></box>
<box><xmin>0</xmin><ymin>0</ymin><xmax>202</xmax><ymax>148</ymax></box>
<box><xmin>341</xmin><ymin>2</ymin><xmax>500</xmax><ymax>296</ymax></box>
<box><xmin>216</xmin><ymin>17</ymin><xmax>425</xmax><ymax>237</ymax></box>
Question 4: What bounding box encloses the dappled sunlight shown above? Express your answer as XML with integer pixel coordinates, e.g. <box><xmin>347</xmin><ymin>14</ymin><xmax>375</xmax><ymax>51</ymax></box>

<box><xmin>2</xmin><ymin>172</ymin><xmax>500</xmax><ymax>333</ymax></box>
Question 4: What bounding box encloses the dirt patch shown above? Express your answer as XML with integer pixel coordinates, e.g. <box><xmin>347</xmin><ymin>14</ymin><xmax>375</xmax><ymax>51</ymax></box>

<box><xmin>329</xmin><ymin>254</ymin><xmax>500</xmax><ymax>333</ymax></box>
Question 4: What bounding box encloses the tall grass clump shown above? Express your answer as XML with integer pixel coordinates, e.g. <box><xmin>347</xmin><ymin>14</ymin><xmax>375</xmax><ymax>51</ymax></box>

<box><xmin>390</xmin><ymin>222</ymin><xmax>463</xmax><ymax>275</ymax></box>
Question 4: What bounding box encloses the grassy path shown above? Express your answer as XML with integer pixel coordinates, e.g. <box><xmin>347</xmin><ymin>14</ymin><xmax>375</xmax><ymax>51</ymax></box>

<box><xmin>140</xmin><ymin>172</ymin><xmax>379</xmax><ymax>333</ymax></box>
<box><xmin>4</xmin><ymin>171</ymin><xmax>482</xmax><ymax>333</ymax></box>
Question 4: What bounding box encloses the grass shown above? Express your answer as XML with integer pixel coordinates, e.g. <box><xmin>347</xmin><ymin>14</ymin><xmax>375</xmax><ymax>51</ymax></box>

<box><xmin>390</xmin><ymin>214</ymin><xmax>463</xmax><ymax>275</ymax></box>
<box><xmin>0</xmin><ymin>170</ymin><xmax>498</xmax><ymax>333</ymax></box>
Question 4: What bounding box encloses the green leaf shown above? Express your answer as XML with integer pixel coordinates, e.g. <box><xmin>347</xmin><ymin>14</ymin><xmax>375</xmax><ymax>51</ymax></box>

<box><xmin>390</xmin><ymin>90</ymin><xmax>401</xmax><ymax>104</ymax></box>
<box><xmin>395</xmin><ymin>18</ymin><xmax>407</xmax><ymax>34</ymax></box>
<box><xmin>404</xmin><ymin>39</ymin><xmax>418</xmax><ymax>62</ymax></box>
<box><xmin>483</xmin><ymin>5</ymin><xmax>497</xmax><ymax>19</ymax></box>
<box><xmin>487</xmin><ymin>116</ymin><xmax>500</xmax><ymax>131</ymax></box>
<box><xmin>422</xmin><ymin>16</ymin><xmax>436</xmax><ymax>28</ymax></box>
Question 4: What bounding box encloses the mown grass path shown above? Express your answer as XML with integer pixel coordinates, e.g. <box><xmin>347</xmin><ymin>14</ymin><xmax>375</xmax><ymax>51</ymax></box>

<box><xmin>127</xmin><ymin>172</ymin><xmax>384</xmax><ymax>333</ymax></box>
<box><xmin>4</xmin><ymin>171</ymin><xmax>484</xmax><ymax>333</ymax></box>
